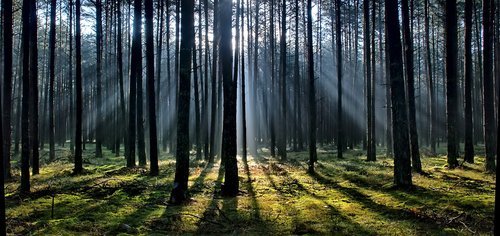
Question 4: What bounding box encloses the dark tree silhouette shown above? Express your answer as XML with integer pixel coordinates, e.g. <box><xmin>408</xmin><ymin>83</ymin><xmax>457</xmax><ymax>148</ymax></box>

<box><xmin>2</xmin><ymin>0</ymin><xmax>13</xmax><ymax>179</ymax></box>
<box><xmin>221</xmin><ymin>0</ymin><xmax>238</xmax><ymax>196</ymax></box>
<box><xmin>145</xmin><ymin>0</ymin><xmax>159</xmax><ymax>176</ymax></box>
<box><xmin>48</xmin><ymin>0</ymin><xmax>57</xmax><ymax>161</ymax></box>
<box><xmin>482</xmin><ymin>0</ymin><xmax>496</xmax><ymax>172</ymax></box>
<box><xmin>74</xmin><ymin>0</ymin><xmax>84</xmax><ymax>174</ymax></box>
<box><xmin>464</xmin><ymin>0</ymin><xmax>474</xmax><ymax>163</ymax></box>
<box><xmin>445</xmin><ymin>0</ymin><xmax>459</xmax><ymax>169</ymax></box>
<box><xmin>95</xmin><ymin>0</ymin><xmax>103</xmax><ymax>159</ymax></box>
<box><xmin>336</xmin><ymin>0</ymin><xmax>343</xmax><ymax>159</ymax></box>
<box><xmin>401</xmin><ymin>0</ymin><xmax>421</xmax><ymax>172</ymax></box>
<box><xmin>307</xmin><ymin>0</ymin><xmax>317</xmax><ymax>173</ymax></box>
<box><xmin>170</xmin><ymin>0</ymin><xmax>194</xmax><ymax>204</ymax></box>
<box><xmin>364</xmin><ymin>0</ymin><xmax>375</xmax><ymax>162</ymax></box>
<box><xmin>385</xmin><ymin>0</ymin><xmax>412</xmax><ymax>187</ymax></box>
<box><xmin>29</xmin><ymin>0</ymin><xmax>39</xmax><ymax>176</ymax></box>
<box><xmin>21</xmin><ymin>0</ymin><xmax>31</xmax><ymax>193</ymax></box>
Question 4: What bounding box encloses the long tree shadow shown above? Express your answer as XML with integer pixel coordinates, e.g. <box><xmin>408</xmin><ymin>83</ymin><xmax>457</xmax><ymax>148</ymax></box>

<box><xmin>243</xmin><ymin>156</ymin><xmax>262</xmax><ymax>221</ymax></box>
<box><xmin>254</xmin><ymin>158</ymin><xmax>376</xmax><ymax>234</ymax></box>
<box><xmin>308</xmin><ymin>170</ymin><xmax>475</xmax><ymax>233</ymax></box>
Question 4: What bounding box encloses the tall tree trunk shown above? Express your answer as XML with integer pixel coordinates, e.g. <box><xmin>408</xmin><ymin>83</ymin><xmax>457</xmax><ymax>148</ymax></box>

<box><xmin>221</xmin><ymin>0</ymin><xmax>238</xmax><ymax>196</ymax></box>
<box><xmin>294</xmin><ymin>0</ymin><xmax>302</xmax><ymax>151</ymax></box>
<box><xmin>401</xmin><ymin>0</ymin><xmax>421</xmax><ymax>172</ymax></box>
<box><xmin>424</xmin><ymin>0</ymin><xmax>436</xmax><ymax>154</ymax></box>
<box><xmin>74</xmin><ymin>0</ymin><xmax>83</xmax><ymax>174</ymax></box>
<box><xmin>21</xmin><ymin>0</ymin><xmax>32</xmax><ymax>194</ymax></box>
<box><xmin>194</xmin><ymin>38</ymin><xmax>201</xmax><ymax>160</ymax></box>
<box><xmin>464</xmin><ymin>0</ymin><xmax>475</xmax><ymax>163</ymax></box>
<box><xmin>145</xmin><ymin>0</ymin><xmax>159</xmax><ymax>176</ymax></box>
<box><xmin>170</xmin><ymin>0</ymin><xmax>194</xmax><ymax>204</ymax></box>
<box><xmin>128</xmin><ymin>0</ymin><xmax>142</xmax><ymax>168</ymax></box>
<box><xmin>364</xmin><ymin>0</ymin><xmax>375</xmax><ymax>162</ymax></box>
<box><xmin>307</xmin><ymin>0</ymin><xmax>317</xmax><ymax>173</ymax></box>
<box><xmin>278</xmin><ymin>0</ymin><xmax>287</xmax><ymax>160</ymax></box>
<box><xmin>95</xmin><ymin>0</ymin><xmax>103</xmax><ymax>158</ymax></box>
<box><xmin>117</xmin><ymin>0</ymin><xmax>126</xmax><ymax>159</ymax></box>
<box><xmin>483</xmin><ymin>0</ymin><xmax>496</xmax><ymax>172</ymax></box>
<box><xmin>1</xmin><ymin>0</ymin><xmax>7</xmax><ymax>230</ymax></box>
<box><xmin>445</xmin><ymin>0</ymin><xmax>459</xmax><ymax>168</ymax></box>
<box><xmin>336</xmin><ymin>0</ymin><xmax>343</xmax><ymax>159</ymax></box>
<box><xmin>241</xmin><ymin>0</ymin><xmax>247</xmax><ymax>161</ymax></box>
<box><xmin>385</xmin><ymin>0</ymin><xmax>412</xmax><ymax>187</ymax></box>
<box><xmin>209</xmin><ymin>0</ymin><xmax>219</xmax><ymax>162</ymax></box>
<box><xmin>48</xmin><ymin>0</ymin><xmax>56</xmax><ymax>162</ymax></box>
<box><xmin>2</xmin><ymin>0</ymin><xmax>13</xmax><ymax>179</ymax></box>
<box><xmin>29</xmin><ymin>0</ymin><xmax>40</xmax><ymax>176</ymax></box>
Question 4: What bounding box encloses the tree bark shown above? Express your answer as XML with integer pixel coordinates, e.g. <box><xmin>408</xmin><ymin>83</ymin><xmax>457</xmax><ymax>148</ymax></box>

<box><xmin>401</xmin><ymin>0</ymin><xmax>421</xmax><ymax>172</ymax></box>
<box><xmin>364</xmin><ymin>0</ymin><xmax>375</xmax><ymax>162</ymax></box>
<box><xmin>307</xmin><ymin>0</ymin><xmax>317</xmax><ymax>173</ymax></box>
<box><xmin>445</xmin><ymin>0</ymin><xmax>459</xmax><ymax>168</ymax></box>
<box><xmin>170</xmin><ymin>0</ymin><xmax>194</xmax><ymax>204</ymax></box>
<box><xmin>336</xmin><ymin>0</ymin><xmax>343</xmax><ymax>159</ymax></box>
<box><xmin>483</xmin><ymin>0</ymin><xmax>496</xmax><ymax>172</ymax></box>
<box><xmin>29</xmin><ymin>0</ymin><xmax>40</xmax><ymax>176</ymax></box>
<box><xmin>21</xmin><ymin>0</ymin><xmax>31</xmax><ymax>193</ymax></box>
<box><xmin>464</xmin><ymin>0</ymin><xmax>474</xmax><ymax>163</ymax></box>
<box><xmin>2</xmin><ymin>0</ymin><xmax>13</xmax><ymax>179</ymax></box>
<box><xmin>145</xmin><ymin>0</ymin><xmax>159</xmax><ymax>176</ymax></box>
<box><xmin>385</xmin><ymin>0</ymin><xmax>412</xmax><ymax>187</ymax></box>
<box><xmin>221</xmin><ymin>0</ymin><xmax>238</xmax><ymax>196</ymax></box>
<box><xmin>95</xmin><ymin>0</ymin><xmax>103</xmax><ymax>158</ymax></box>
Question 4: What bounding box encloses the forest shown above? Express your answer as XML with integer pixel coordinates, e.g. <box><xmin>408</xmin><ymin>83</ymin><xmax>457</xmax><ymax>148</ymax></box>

<box><xmin>0</xmin><ymin>0</ymin><xmax>499</xmax><ymax>234</ymax></box>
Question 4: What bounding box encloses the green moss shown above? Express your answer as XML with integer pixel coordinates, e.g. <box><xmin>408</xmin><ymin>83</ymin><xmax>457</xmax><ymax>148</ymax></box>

<box><xmin>4</xmin><ymin>145</ymin><xmax>495</xmax><ymax>235</ymax></box>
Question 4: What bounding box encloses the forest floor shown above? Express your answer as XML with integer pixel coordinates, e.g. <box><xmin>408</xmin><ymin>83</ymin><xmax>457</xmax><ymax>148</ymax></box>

<box><xmin>4</xmin><ymin>145</ymin><xmax>496</xmax><ymax>235</ymax></box>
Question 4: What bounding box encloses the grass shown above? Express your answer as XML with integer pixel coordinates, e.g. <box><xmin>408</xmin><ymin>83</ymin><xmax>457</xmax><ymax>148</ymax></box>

<box><xmin>4</xmin><ymin>144</ymin><xmax>496</xmax><ymax>235</ymax></box>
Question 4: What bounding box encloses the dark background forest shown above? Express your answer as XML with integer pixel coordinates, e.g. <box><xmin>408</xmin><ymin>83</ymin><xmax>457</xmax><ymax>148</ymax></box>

<box><xmin>0</xmin><ymin>0</ymin><xmax>499</xmax><ymax>234</ymax></box>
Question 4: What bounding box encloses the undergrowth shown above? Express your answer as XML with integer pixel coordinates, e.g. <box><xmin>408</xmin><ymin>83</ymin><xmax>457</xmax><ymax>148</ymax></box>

<box><xmin>4</xmin><ymin>144</ymin><xmax>495</xmax><ymax>235</ymax></box>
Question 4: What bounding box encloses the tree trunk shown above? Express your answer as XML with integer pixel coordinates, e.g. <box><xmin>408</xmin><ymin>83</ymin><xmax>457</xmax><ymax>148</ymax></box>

<box><xmin>48</xmin><ymin>0</ymin><xmax>56</xmax><ymax>162</ymax></box>
<box><xmin>445</xmin><ymin>0</ymin><xmax>459</xmax><ymax>168</ymax></box>
<box><xmin>336</xmin><ymin>0</ymin><xmax>343</xmax><ymax>159</ymax></box>
<box><xmin>278</xmin><ymin>0</ymin><xmax>287</xmax><ymax>160</ymax></box>
<box><xmin>483</xmin><ymin>0</ymin><xmax>496</xmax><ymax>172</ymax></box>
<box><xmin>209</xmin><ymin>0</ymin><xmax>219</xmax><ymax>162</ymax></box>
<box><xmin>29</xmin><ymin>0</ymin><xmax>40</xmax><ymax>176</ymax></box>
<box><xmin>145</xmin><ymin>0</ymin><xmax>159</xmax><ymax>176</ymax></box>
<box><xmin>128</xmin><ymin>0</ymin><xmax>142</xmax><ymax>168</ymax></box>
<box><xmin>385</xmin><ymin>0</ymin><xmax>412</xmax><ymax>187</ymax></box>
<box><xmin>424</xmin><ymin>0</ymin><xmax>436</xmax><ymax>154</ymax></box>
<box><xmin>2</xmin><ymin>0</ymin><xmax>13</xmax><ymax>179</ymax></box>
<box><xmin>95</xmin><ymin>0</ymin><xmax>103</xmax><ymax>158</ymax></box>
<box><xmin>464</xmin><ymin>0</ymin><xmax>474</xmax><ymax>163</ymax></box>
<box><xmin>364</xmin><ymin>0</ymin><xmax>375</xmax><ymax>162</ymax></box>
<box><xmin>221</xmin><ymin>0</ymin><xmax>238</xmax><ymax>196</ymax></box>
<box><xmin>401</xmin><ymin>0</ymin><xmax>421</xmax><ymax>172</ymax></box>
<box><xmin>307</xmin><ymin>0</ymin><xmax>317</xmax><ymax>173</ymax></box>
<box><xmin>21</xmin><ymin>0</ymin><xmax>32</xmax><ymax>194</ymax></box>
<box><xmin>170</xmin><ymin>0</ymin><xmax>194</xmax><ymax>204</ymax></box>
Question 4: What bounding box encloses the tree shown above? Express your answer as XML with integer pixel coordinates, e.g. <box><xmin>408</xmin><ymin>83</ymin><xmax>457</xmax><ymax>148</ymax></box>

<box><xmin>209</xmin><ymin>0</ymin><xmax>219</xmax><ymax>162</ymax></box>
<box><xmin>278</xmin><ymin>0</ymin><xmax>287</xmax><ymax>160</ymax></box>
<box><xmin>2</xmin><ymin>0</ymin><xmax>13</xmax><ymax>179</ymax></box>
<box><xmin>483</xmin><ymin>0</ymin><xmax>496</xmax><ymax>172</ymax></box>
<box><xmin>128</xmin><ymin>0</ymin><xmax>142</xmax><ymax>168</ymax></box>
<box><xmin>424</xmin><ymin>0</ymin><xmax>436</xmax><ymax>155</ymax></box>
<box><xmin>364</xmin><ymin>0</ymin><xmax>375</xmax><ymax>162</ymax></box>
<box><xmin>21</xmin><ymin>0</ymin><xmax>31</xmax><ymax>194</ymax></box>
<box><xmin>75</xmin><ymin>0</ymin><xmax>84</xmax><ymax>174</ymax></box>
<box><xmin>170</xmin><ymin>0</ymin><xmax>194</xmax><ymax>204</ymax></box>
<box><xmin>0</xmin><ymin>1</ymin><xmax>6</xmax><ymax>230</ymax></box>
<box><xmin>401</xmin><ymin>0</ymin><xmax>421</xmax><ymax>172</ymax></box>
<box><xmin>29</xmin><ymin>0</ymin><xmax>39</xmax><ymax>176</ymax></box>
<box><xmin>307</xmin><ymin>0</ymin><xmax>317</xmax><ymax>173</ymax></box>
<box><xmin>145</xmin><ymin>0</ymin><xmax>159</xmax><ymax>176</ymax></box>
<box><xmin>95</xmin><ymin>0</ymin><xmax>103</xmax><ymax>158</ymax></box>
<box><xmin>335</xmin><ymin>0</ymin><xmax>343</xmax><ymax>159</ymax></box>
<box><xmin>385</xmin><ymin>0</ymin><xmax>412</xmax><ymax>187</ymax></box>
<box><xmin>445</xmin><ymin>0</ymin><xmax>459</xmax><ymax>169</ymax></box>
<box><xmin>48</xmin><ymin>0</ymin><xmax>57</xmax><ymax>161</ymax></box>
<box><xmin>221</xmin><ymin>0</ymin><xmax>238</xmax><ymax>196</ymax></box>
<box><xmin>464</xmin><ymin>0</ymin><xmax>474</xmax><ymax>163</ymax></box>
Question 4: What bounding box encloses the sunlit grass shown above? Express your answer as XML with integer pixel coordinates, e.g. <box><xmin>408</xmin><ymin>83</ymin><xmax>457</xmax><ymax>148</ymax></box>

<box><xmin>4</xmin><ymin>144</ymin><xmax>495</xmax><ymax>235</ymax></box>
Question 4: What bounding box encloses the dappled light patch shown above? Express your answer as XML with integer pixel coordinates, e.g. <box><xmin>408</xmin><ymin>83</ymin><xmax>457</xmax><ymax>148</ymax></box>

<box><xmin>4</xmin><ymin>148</ymin><xmax>495</xmax><ymax>235</ymax></box>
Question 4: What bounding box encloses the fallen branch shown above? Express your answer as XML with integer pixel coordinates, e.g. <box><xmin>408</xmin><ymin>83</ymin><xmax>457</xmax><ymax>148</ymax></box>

<box><xmin>166</xmin><ymin>213</ymin><xmax>225</xmax><ymax>227</ymax></box>
<box><xmin>459</xmin><ymin>220</ymin><xmax>476</xmax><ymax>234</ymax></box>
